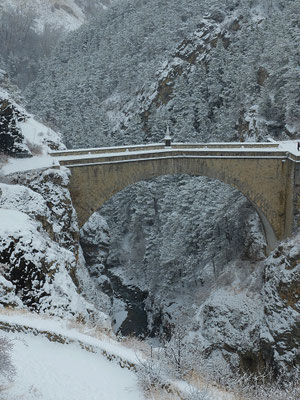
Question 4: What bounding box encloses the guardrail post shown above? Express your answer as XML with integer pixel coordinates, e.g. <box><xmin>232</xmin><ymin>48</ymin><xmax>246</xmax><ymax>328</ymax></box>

<box><xmin>164</xmin><ymin>124</ymin><xmax>171</xmax><ymax>147</ymax></box>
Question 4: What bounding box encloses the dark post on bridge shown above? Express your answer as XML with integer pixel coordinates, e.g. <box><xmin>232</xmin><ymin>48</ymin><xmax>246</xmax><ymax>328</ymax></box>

<box><xmin>164</xmin><ymin>124</ymin><xmax>171</xmax><ymax>147</ymax></box>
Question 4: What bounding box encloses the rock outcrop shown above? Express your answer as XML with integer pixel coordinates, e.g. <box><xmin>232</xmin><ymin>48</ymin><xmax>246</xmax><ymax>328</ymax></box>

<box><xmin>0</xmin><ymin>167</ymin><xmax>110</xmax><ymax>329</ymax></box>
<box><xmin>262</xmin><ymin>237</ymin><xmax>300</xmax><ymax>375</ymax></box>
<box><xmin>0</xmin><ymin>97</ymin><xmax>31</xmax><ymax>157</ymax></box>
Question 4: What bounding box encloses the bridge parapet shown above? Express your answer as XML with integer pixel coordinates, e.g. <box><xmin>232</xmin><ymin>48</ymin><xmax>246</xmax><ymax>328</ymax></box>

<box><xmin>55</xmin><ymin>149</ymin><xmax>290</xmax><ymax>167</ymax></box>
<box><xmin>50</xmin><ymin>142</ymin><xmax>280</xmax><ymax>159</ymax></box>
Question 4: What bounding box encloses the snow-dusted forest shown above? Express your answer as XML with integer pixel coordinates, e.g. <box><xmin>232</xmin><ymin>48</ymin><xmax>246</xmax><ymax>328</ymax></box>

<box><xmin>0</xmin><ymin>0</ymin><xmax>300</xmax><ymax>399</ymax></box>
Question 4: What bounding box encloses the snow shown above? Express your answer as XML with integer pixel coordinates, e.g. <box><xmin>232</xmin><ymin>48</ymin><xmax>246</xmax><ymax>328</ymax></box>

<box><xmin>0</xmin><ymin>209</ymin><xmax>36</xmax><ymax>237</ymax></box>
<box><xmin>0</xmin><ymin>312</ymin><xmax>232</xmax><ymax>400</ymax></box>
<box><xmin>0</xmin><ymin>84</ymin><xmax>64</xmax><ymax>175</ymax></box>
<box><xmin>1</xmin><ymin>155</ymin><xmax>59</xmax><ymax>175</ymax></box>
<box><xmin>0</xmin><ymin>0</ymin><xmax>85</xmax><ymax>32</ymax></box>
<box><xmin>278</xmin><ymin>140</ymin><xmax>300</xmax><ymax>155</ymax></box>
<box><xmin>0</xmin><ymin>276</ymin><xmax>13</xmax><ymax>289</ymax></box>
<box><xmin>0</xmin><ymin>312</ymin><xmax>142</xmax><ymax>365</ymax></box>
<box><xmin>0</xmin><ymin>329</ymin><xmax>144</xmax><ymax>400</ymax></box>
<box><xmin>17</xmin><ymin>115</ymin><xmax>64</xmax><ymax>152</ymax></box>
<box><xmin>0</xmin><ymin>183</ymin><xmax>50</xmax><ymax>219</ymax></box>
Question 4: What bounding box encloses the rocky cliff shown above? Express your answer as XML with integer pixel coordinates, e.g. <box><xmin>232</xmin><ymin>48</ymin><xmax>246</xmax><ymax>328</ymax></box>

<box><xmin>0</xmin><ymin>88</ymin><xmax>111</xmax><ymax>330</ymax></box>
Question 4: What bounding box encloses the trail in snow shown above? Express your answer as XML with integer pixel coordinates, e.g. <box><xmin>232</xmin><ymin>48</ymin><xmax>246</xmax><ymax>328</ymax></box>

<box><xmin>0</xmin><ymin>330</ymin><xmax>144</xmax><ymax>400</ymax></box>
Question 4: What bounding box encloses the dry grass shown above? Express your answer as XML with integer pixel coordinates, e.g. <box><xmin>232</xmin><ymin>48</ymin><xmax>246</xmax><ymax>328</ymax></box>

<box><xmin>144</xmin><ymin>387</ymin><xmax>182</xmax><ymax>400</ymax></box>
<box><xmin>183</xmin><ymin>371</ymin><xmax>234</xmax><ymax>400</ymax></box>
<box><xmin>118</xmin><ymin>334</ymin><xmax>151</xmax><ymax>355</ymax></box>
<box><xmin>0</xmin><ymin>307</ymin><xmax>32</xmax><ymax>318</ymax></box>
<box><xmin>0</xmin><ymin>307</ymin><xmax>112</xmax><ymax>341</ymax></box>
<box><xmin>65</xmin><ymin>319</ymin><xmax>112</xmax><ymax>341</ymax></box>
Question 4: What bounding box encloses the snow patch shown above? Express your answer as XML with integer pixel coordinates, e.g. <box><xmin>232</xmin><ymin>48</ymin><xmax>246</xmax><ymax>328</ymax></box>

<box><xmin>0</xmin><ymin>328</ymin><xmax>144</xmax><ymax>400</ymax></box>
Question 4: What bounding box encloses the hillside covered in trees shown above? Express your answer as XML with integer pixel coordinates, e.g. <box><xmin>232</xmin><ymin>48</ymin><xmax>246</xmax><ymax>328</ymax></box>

<box><xmin>0</xmin><ymin>0</ymin><xmax>300</xmax><ymax>396</ymax></box>
<box><xmin>26</xmin><ymin>0</ymin><xmax>300</xmax><ymax>148</ymax></box>
<box><xmin>25</xmin><ymin>0</ymin><xmax>300</xmax><ymax>379</ymax></box>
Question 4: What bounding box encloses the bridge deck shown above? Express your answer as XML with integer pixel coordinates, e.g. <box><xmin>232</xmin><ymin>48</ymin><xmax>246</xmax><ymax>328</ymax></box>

<box><xmin>50</xmin><ymin>142</ymin><xmax>300</xmax><ymax>167</ymax></box>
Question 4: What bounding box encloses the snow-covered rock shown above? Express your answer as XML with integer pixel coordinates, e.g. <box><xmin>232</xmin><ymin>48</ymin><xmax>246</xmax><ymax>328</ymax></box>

<box><xmin>0</xmin><ymin>207</ymin><xmax>81</xmax><ymax>318</ymax></box>
<box><xmin>0</xmin><ymin>164</ymin><xmax>111</xmax><ymax>328</ymax></box>
<box><xmin>0</xmin><ymin>274</ymin><xmax>23</xmax><ymax>308</ymax></box>
<box><xmin>0</xmin><ymin>94</ymin><xmax>31</xmax><ymax>157</ymax></box>
<box><xmin>0</xmin><ymin>182</ymin><xmax>52</xmax><ymax>231</ymax></box>
<box><xmin>0</xmin><ymin>82</ymin><xmax>65</xmax><ymax>158</ymax></box>
<box><xmin>11</xmin><ymin>168</ymin><xmax>78</xmax><ymax>251</ymax></box>
<box><xmin>80</xmin><ymin>213</ymin><xmax>110</xmax><ymax>267</ymax></box>
<box><xmin>262</xmin><ymin>235</ymin><xmax>300</xmax><ymax>375</ymax></box>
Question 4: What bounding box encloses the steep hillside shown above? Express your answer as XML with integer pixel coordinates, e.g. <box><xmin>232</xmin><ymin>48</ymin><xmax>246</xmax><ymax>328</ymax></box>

<box><xmin>0</xmin><ymin>71</ymin><xmax>63</xmax><ymax>158</ymax></box>
<box><xmin>26</xmin><ymin>0</ymin><xmax>300</xmax><ymax>147</ymax></box>
<box><xmin>0</xmin><ymin>81</ymin><xmax>110</xmax><ymax>328</ymax></box>
<box><xmin>23</xmin><ymin>0</ymin><xmax>300</xmax><ymax>380</ymax></box>
<box><xmin>0</xmin><ymin>0</ymin><xmax>112</xmax><ymax>32</ymax></box>
<box><xmin>0</xmin><ymin>0</ymin><xmax>114</xmax><ymax>89</ymax></box>
<box><xmin>1</xmin><ymin>0</ymin><xmax>299</xmax><ymax>386</ymax></box>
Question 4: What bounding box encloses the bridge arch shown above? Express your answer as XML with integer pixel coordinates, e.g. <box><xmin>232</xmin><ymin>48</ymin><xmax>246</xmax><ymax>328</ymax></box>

<box><xmin>65</xmin><ymin>154</ymin><xmax>294</xmax><ymax>253</ymax></box>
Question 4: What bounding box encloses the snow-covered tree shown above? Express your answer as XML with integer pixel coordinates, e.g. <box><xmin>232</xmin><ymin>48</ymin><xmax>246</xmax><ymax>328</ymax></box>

<box><xmin>0</xmin><ymin>336</ymin><xmax>15</xmax><ymax>382</ymax></box>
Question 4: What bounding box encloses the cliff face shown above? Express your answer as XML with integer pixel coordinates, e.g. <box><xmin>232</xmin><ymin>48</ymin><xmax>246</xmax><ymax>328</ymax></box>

<box><xmin>0</xmin><ymin>168</ymin><xmax>109</xmax><ymax>329</ymax></box>
<box><xmin>262</xmin><ymin>238</ymin><xmax>300</xmax><ymax>375</ymax></box>
<box><xmin>0</xmin><ymin>88</ymin><xmax>111</xmax><ymax>329</ymax></box>
<box><xmin>0</xmin><ymin>71</ymin><xmax>31</xmax><ymax>157</ymax></box>
<box><xmin>80</xmin><ymin>199</ymin><xmax>300</xmax><ymax>376</ymax></box>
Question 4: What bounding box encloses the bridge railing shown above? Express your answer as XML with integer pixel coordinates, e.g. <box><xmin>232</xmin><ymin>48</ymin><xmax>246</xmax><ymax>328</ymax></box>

<box><xmin>50</xmin><ymin>142</ymin><xmax>280</xmax><ymax>159</ymax></box>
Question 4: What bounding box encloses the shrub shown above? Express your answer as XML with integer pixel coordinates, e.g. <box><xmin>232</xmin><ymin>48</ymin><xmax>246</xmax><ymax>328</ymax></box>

<box><xmin>0</xmin><ymin>336</ymin><xmax>16</xmax><ymax>382</ymax></box>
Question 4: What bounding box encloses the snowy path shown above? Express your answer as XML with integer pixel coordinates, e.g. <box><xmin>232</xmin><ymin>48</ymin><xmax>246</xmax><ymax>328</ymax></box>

<box><xmin>1</xmin><ymin>330</ymin><xmax>145</xmax><ymax>400</ymax></box>
<box><xmin>0</xmin><ymin>313</ymin><xmax>234</xmax><ymax>400</ymax></box>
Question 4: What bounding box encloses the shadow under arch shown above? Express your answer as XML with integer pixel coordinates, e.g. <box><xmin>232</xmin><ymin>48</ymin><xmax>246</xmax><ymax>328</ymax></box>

<box><xmin>66</xmin><ymin>155</ymin><xmax>289</xmax><ymax>254</ymax></box>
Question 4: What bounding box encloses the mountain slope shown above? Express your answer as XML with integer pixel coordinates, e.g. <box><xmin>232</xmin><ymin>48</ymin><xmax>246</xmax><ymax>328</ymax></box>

<box><xmin>26</xmin><ymin>0</ymin><xmax>300</xmax><ymax>147</ymax></box>
<box><xmin>0</xmin><ymin>0</ymin><xmax>112</xmax><ymax>32</ymax></box>
<box><xmin>0</xmin><ymin>312</ymin><xmax>144</xmax><ymax>400</ymax></box>
<box><xmin>2</xmin><ymin>0</ymin><xmax>300</xmax><ymax>386</ymax></box>
<box><xmin>23</xmin><ymin>0</ymin><xmax>300</xmax><ymax>379</ymax></box>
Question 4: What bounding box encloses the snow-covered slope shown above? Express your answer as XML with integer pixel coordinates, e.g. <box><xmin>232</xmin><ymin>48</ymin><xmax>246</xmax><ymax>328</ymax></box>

<box><xmin>0</xmin><ymin>0</ymin><xmax>112</xmax><ymax>32</ymax></box>
<box><xmin>0</xmin><ymin>83</ymin><xmax>110</xmax><ymax>328</ymax></box>
<box><xmin>0</xmin><ymin>313</ymin><xmax>144</xmax><ymax>400</ymax></box>
<box><xmin>0</xmin><ymin>75</ymin><xmax>62</xmax><ymax>173</ymax></box>
<box><xmin>0</xmin><ymin>311</ymin><xmax>237</xmax><ymax>400</ymax></box>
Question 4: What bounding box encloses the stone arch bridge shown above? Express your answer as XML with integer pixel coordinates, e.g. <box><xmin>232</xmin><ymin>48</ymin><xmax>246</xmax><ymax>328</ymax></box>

<box><xmin>51</xmin><ymin>142</ymin><xmax>300</xmax><ymax>253</ymax></box>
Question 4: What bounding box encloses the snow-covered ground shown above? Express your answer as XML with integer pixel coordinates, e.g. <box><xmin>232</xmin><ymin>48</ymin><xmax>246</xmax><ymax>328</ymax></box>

<box><xmin>0</xmin><ymin>312</ymin><xmax>141</xmax><ymax>365</ymax></box>
<box><xmin>2</xmin><ymin>155</ymin><xmax>59</xmax><ymax>175</ymax></box>
<box><xmin>0</xmin><ymin>0</ymin><xmax>85</xmax><ymax>32</ymax></box>
<box><xmin>0</xmin><ymin>311</ymin><xmax>144</xmax><ymax>400</ymax></box>
<box><xmin>0</xmin><ymin>312</ymin><xmax>234</xmax><ymax>400</ymax></box>
<box><xmin>0</xmin><ymin>331</ymin><xmax>144</xmax><ymax>400</ymax></box>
